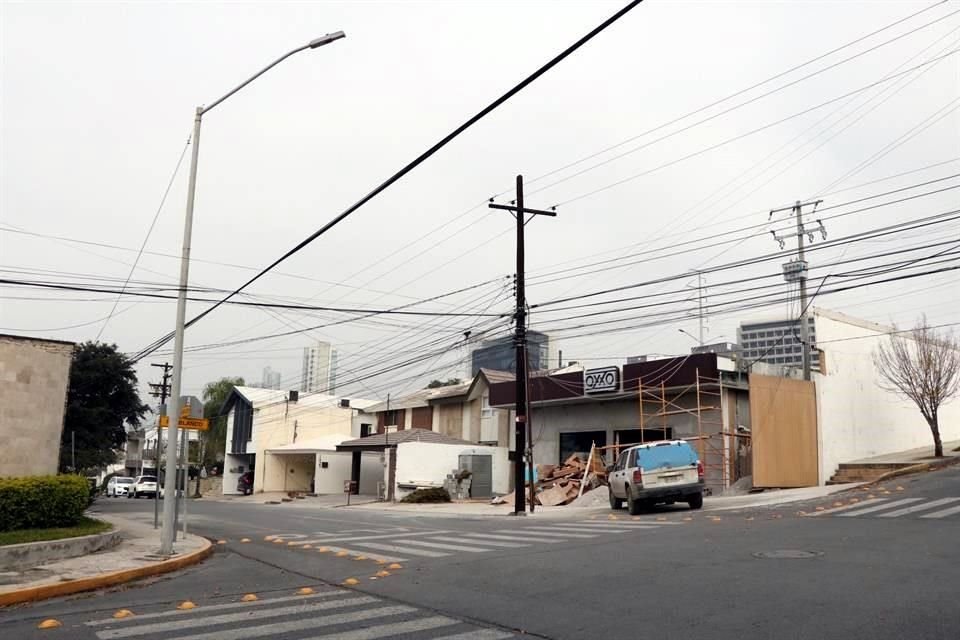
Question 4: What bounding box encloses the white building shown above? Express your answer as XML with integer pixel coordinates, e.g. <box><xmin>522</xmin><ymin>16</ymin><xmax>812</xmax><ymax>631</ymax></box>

<box><xmin>301</xmin><ymin>341</ymin><xmax>337</xmax><ymax>394</ymax></box>
<box><xmin>260</xmin><ymin>366</ymin><xmax>281</xmax><ymax>390</ymax></box>
<box><xmin>738</xmin><ymin>317</ymin><xmax>819</xmax><ymax>369</ymax></box>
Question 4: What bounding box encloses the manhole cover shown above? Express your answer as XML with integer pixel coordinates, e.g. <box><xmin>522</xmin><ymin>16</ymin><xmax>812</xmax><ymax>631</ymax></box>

<box><xmin>753</xmin><ymin>550</ymin><xmax>823</xmax><ymax>559</ymax></box>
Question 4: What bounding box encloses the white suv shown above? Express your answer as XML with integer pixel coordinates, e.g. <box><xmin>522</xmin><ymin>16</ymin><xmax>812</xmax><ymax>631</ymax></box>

<box><xmin>129</xmin><ymin>475</ymin><xmax>158</xmax><ymax>499</ymax></box>
<box><xmin>608</xmin><ymin>440</ymin><xmax>704</xmax><ymax>515</ymax></box>
<box><xmin>107</xmin><ymin>476</ymin><xmax>135</xmax><ymax>497</ymax></box>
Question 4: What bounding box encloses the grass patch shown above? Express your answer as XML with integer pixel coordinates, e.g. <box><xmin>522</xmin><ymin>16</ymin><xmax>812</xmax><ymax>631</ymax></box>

<box><xmin>0</xmin><ymin>517</ymin><xmax>112</xmax><ymax>546</ymax></box>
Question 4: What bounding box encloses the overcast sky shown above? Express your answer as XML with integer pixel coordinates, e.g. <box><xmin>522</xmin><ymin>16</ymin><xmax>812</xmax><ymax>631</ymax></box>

<box><xmin>2</xmin><ymin>0</ymin><xmax>958</xmax><ymax>404</ymax></box>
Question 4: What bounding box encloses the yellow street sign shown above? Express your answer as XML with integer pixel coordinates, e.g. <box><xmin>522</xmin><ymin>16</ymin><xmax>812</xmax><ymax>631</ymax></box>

<box><xmin>159</xmin><ymin>415</ymin><xmax>209</xmax><ymax>431</ymax></box>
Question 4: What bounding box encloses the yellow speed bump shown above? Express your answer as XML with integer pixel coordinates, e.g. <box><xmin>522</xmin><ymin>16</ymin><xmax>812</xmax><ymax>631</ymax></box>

<box><xmin>264</xmin><ymin>535</ymin><xmax>275</xmax><ymax>541</ymax></box>
<box><xmin>317</xmin><ymin>547</ymin><xmax>330</xmax><ymax>553</ymax></box>
<box><xmin>302</xmin><ymin>545</ymin><xmax>312</xmax><ymax>549</ymax></box>
<box><xmin>342</xmin><ymin>578</ymin><xmax>360</xmax><ymax>586</ymax></box>
<box><xmin>335</xmin><ymin>551</ymin><xmax>350</xmax><ymax>557</ymax></box>
<box><xmin>287</xmin><ymin>541</ymin><xmax>299</xmax><ymax>546</ymax></box>
<box><xmin>375</xmin><ymin>570</ymin><xmax>391</xmax><ymax>577</ymax></box>
<box><xmin>241</xmin><ymin>594</ymin><xmax>258</xmax><ymax>602</ymax></box>
<box><xmin>353</xmin><ymin>555</ymin><xmax>368</xmax><ymax>561</ymax></box>
<box><xmin>113</xmin><ymin>609</ymin><xmax>135</xmax><ymax>619</ymax></box>
<box><xmin>272</xmin><ymin>539</ymin><xmax>285</xmax><ymax>544</ymax></box>
<box><xmin>297</xmin><ymin>587</ymin><xmax>315</xmax><ymax>596</ymax></box>
<box><xmin>387</xmin><ymin>563</ymin><xmax>403</xmax><ymax>570</ymax></box>
<box><xmin>217</xmin><ymin>540</ymin><xmax>227</xmax><ymax>545</ymax></box>
<box><xmin>240</xmin><ymin>538</ymin><xmax>251</xmax><ymax>543</ymax></box>
<box><xmin>177</xmin><ymin>601</ymin><xmax>196</xmax><ymax>610</ymax></box>
<box><xmin>375</xmin><ymin>559</ymin><xmax>388</xmax><ymax>565</ymax></box>
<box><xmin>37</xmin><ymin>619</ymin><xmax>62</xmax><ymax>629</ymax></box>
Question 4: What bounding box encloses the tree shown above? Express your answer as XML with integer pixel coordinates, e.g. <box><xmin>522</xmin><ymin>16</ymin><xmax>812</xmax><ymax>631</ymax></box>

<box><xmin>61</xmin><ymin>342</ymin><xmax>149</xmax><ymax>473</ymax></box>
<box><xmin>200</xmin><ymin>377</ymin><xmax>245</xmax><ymax>470</ymax></box>
<box><xmin>426</xmin><ymin>378</ymin><xmax>462</xmax><ymax>389</ymax></box>
<box><xmin>873</xmin><ymin>317</ymin><xmax>960</xmax><ymax>457</ymax></box>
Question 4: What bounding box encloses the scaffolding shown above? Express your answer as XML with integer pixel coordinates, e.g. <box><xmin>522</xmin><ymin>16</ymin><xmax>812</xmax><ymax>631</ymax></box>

<box><xmin>600</xmin><ymin>368</ymin><xmax>751</xmax><ymax>494</ymax></box>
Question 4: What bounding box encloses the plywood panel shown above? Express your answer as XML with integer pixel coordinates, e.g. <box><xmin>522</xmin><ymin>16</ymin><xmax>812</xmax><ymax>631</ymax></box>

<box><xmin>437</xmin><ymin>404</ymin><xmax>463</xmax><ymax>439</ymax></box>
<box><xmin>749</xmin><ymin>374</ymin><xmax>818</xmax><ymax>488</ymax></box>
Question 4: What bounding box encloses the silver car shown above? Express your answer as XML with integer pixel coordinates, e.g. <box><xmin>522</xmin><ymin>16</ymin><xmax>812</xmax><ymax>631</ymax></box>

<box><xmin>608</xmin><ymin>440</ymin><xmax>704</xmax><ymax>515</ymax></box>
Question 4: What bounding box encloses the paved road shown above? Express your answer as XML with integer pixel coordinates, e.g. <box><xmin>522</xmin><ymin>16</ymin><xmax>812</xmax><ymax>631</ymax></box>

<box><xmin>3</xmin><ymin>465</ymin><xmax>958</xmax><ymax>639</ymax></box>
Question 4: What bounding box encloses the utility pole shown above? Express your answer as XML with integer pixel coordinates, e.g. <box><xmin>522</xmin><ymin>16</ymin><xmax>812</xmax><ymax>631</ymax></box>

<box><xmin>770</xmin><ymin>200</ymin><xmax>826</xmax><ymax>381</ymax></box>
<box><xmin>489</xmin><ymin>175</ymin><xmax>556</xmax><ymax>515</ymax></box>
<box><xmin>694</xmin><ymin>271</ymin><xmax>705</xmax><ymax>345</ymax></box>
<box><xmin>149</xmin><ymin>363</ymin><xmax>172</xmax><ymax>529</ymax></box>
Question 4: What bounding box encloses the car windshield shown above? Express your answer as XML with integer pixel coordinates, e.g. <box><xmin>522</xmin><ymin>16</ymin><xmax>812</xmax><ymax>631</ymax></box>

<box><xmin>117</xmin><ymin>478</ymin><xmax>134</xmax><ymax>484</ymax></box>
<box><xmin>637</xmin><ymin>444</ymin><xmax>697</xmax><ymax>471</ymax></box>
<box><xmin>138</xmin><ymin>477</ymin><xmax>157</xmax><ymax>483</ymax></box>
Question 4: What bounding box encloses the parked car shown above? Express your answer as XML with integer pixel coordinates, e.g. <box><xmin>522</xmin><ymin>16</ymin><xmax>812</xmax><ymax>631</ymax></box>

<box><xmin>607</xmin><ymin>440</ymin><xmax>704</xmax><ymax>515</ymax></box>
<box><xmin>237</xmin><ymin>471</ymin><xmax>254</xmax><ymax>496</ymax></box>
<box><xmin>129</xmin><ymin>475</ymin><xmax>158</xmax><ymax>499</ymax></box>
<box><xmin>106</xmin><ymin>476</ymin><xmax>135</xmax><ymax>497</ymax></box>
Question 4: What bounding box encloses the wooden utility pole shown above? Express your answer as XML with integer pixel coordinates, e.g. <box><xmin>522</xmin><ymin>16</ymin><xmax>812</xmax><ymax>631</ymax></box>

<box><xmin>489</xmin><ymin>175</ymin><xmax>556</xmax><ymax>515</ymax></box>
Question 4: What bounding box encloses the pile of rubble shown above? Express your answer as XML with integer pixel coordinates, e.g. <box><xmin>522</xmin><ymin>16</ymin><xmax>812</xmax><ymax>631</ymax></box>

<box><xmin>492</xmin><ymin>453</ymin><xmax>608</xmax><ymax>507</ymax></box>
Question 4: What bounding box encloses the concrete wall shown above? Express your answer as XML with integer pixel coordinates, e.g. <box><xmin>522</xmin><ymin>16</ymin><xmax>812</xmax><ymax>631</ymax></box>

<box><xmin>313</xmin><ymin>451</ymin><xmax>381</xmax><ymax>494</ymax></box>
<box><xmin>0</xmin><ymin>335</ymin><xmax>73</xmax><ymax>478</ymax></box>
<box><xmin>223</xmin><ymin>453</ymin><xmax>254</xmax><ymax>495</ymax></box>
<box><xmin>394</xmin><ymin>442</ymin><xmax>508</xmax><ymax>499</ymax></box>
<box><xmin>814</xmin><ymin>311</ymin><xmax>960</xmax><ymax>484</ymax></box>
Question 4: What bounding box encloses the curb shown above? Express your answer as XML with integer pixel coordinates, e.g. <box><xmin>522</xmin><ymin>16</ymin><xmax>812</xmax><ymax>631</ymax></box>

<box><xmin>856</xmin><ymin>456</ymin><xmax>960</xmax><ymax>488</ymax></box>
<box><xmin>0</xmin><ymin>537</ymin><xmax>213</xmax><ymax>607</ymax></box>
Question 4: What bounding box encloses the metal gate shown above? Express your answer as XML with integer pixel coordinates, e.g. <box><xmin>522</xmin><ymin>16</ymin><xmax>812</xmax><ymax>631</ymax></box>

<box><xmin>459</xmin><ymin>455</ymin><xmax>493</xmax><ymax>498</ymax></box>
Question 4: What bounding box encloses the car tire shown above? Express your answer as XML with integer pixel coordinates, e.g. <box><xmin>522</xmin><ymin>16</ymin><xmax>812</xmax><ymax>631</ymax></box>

<box><xmin>627</xmin><ymin>486</ymin><xmax>643</xmax><ymax>516</ymax></box>
<box><xmin>609</xmin><ymin>487</ymin><xmax>623</xmax><ymax>510</ymax></box>
<box><xmin>687</xmin><ymin>493</ymin><xmax>704</xmax><ymax>510</ymax></box>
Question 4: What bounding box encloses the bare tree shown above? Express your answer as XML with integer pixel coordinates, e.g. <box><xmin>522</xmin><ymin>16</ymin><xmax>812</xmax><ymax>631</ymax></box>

<box><xmin>873</xmin><ymin>316</ymin><xmax>960</xmax><ymax>457</ymax></box>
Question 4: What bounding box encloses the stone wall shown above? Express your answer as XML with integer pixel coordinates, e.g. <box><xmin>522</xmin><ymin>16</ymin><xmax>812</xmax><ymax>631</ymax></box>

<box><xmin>0</xmin><ymin>335</ymin><xmax>74</xmax><ymax>477</ymax></box>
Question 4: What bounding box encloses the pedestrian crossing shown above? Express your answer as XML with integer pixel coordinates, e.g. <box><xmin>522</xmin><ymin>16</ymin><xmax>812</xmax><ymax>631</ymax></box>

<box><xmin>84</xmin><ymin>587</ymin><xmax>515</xmax><ymax>640</ymax></box>
<box><xmin>282</xmin><ymin>520</ymin><xmax>677</xmax><ymax>563</ymax></box>
<box><xmin>806</xmin><ymin>496</ymin><xmax>960</xmax><ymax>519</ymax></box>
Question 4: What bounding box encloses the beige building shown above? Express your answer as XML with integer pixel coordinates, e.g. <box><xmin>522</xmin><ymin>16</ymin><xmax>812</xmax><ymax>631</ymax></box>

<box><xmin>0</xmin><ymin>334</ymin><xmax>74</xmax><ymax>477</ymax></box>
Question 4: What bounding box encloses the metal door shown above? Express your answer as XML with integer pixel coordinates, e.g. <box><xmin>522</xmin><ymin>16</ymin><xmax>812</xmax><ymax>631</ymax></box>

<box><xmin>459</xmin><ymin>455</ymin><xmax>493</xmax><ymax>498</ymax></box>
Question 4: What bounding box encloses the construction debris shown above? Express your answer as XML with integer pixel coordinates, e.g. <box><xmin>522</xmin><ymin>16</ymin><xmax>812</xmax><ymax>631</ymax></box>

<box><xmin>490</xmin><ymin>452</ymin><xmax>608</xmax><ymax>507</ymax></box>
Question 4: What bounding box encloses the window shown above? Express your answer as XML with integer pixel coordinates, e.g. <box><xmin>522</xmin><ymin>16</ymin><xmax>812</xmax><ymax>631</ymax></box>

<box><xmin>481</xmin><ymin>393</ymin><xmax>495</xmax><ymax>418</ymax></box>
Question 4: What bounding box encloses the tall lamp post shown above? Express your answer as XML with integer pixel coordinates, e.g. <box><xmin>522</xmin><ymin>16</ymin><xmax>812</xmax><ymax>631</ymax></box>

<box><xmin>160</xmin><ymin>32</ymin><xmax>345</xmax><ymax>555</ymax></box>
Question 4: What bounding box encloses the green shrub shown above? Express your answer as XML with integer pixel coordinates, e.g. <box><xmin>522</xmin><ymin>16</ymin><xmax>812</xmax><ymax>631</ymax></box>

<box><xmin>0</xmin><ymin>475</ymin><xmax>91</xmax><ymax>532</ymax></box>
<box><xmin>400</xmin><ymin>487</ymin><xmax>451</xmax><ymax>504</ymax></box>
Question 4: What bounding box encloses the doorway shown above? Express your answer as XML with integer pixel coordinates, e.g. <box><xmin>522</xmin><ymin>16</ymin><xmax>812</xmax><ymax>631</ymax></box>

<box><xmin>459</xmin><ymin>454</ymin><xmax>493</xmax><ymax>498</ymax></box>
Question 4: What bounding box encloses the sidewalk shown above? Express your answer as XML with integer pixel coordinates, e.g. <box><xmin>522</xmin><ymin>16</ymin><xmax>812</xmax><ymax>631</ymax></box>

<box><xmin>343</xmin><ymin>483</ymin><xmax>862</xmax><ymax>518</ymax></box>
<box><xmin>203</xmin><ymin>492</ymin><xmax>380</xmax><ymax>508</ymax></box>
<box><xmin>0</xmin><ymin>512</ymin><xmax>211</xmax><ymax>606</ymax></box>
<box><xmin>848</xmin><ymin>439</ymin><xmax>960</xmax><ymax>465</ymax></box>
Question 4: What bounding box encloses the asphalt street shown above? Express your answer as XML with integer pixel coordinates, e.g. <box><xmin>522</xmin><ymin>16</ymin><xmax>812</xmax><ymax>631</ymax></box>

<box><xmin>2</xmin><ymin>464</ymin><xmax>958</xmax><ymax>640</ymax></box>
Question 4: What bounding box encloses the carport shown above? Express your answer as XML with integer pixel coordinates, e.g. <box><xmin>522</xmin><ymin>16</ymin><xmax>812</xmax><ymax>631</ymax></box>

<box><xmin>264</xmin><ymin>435</ymin><xmax>381</xmax><ymax>495</ymax></box>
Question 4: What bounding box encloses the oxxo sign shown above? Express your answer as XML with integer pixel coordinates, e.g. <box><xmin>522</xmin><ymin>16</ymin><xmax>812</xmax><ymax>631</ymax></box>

<box><xmin>584</xmin><ymin>366</ymin><xmax>620</xmax><ymax>394</ymax></box>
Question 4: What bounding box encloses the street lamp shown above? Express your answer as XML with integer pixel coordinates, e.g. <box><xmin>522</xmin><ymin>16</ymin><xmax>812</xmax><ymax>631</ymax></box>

<box><xmin>160</xmin><ymin>32</ymin><xmax>345</xmax><ymax>556</ymax></box>
<box><xmin>677</xmin><ymin>328</ymin><xmax>703</xmax><ymax>346</ymax></box>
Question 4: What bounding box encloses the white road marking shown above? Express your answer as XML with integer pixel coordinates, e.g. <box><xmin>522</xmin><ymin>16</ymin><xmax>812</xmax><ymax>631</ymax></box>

<box><xmin>428</xmin><ymin>536</ymin><xmax>529</xmax><ymax>548</ymax></box>
<box><xmin>877</xmin><ymin>497</ymin><xmax>960</xmax><ymax>518</ymax></box>
<box><xmin>432</xmin><ymin>629</ymin><xmax>515</xmax><ymax>640</ymax></box>
<box><xmin>531</xmin><ymin>525</ymin><xmax>631</xmax><ymax>533</ymax></box>
<box><xmin>95</xmin><ymin>596</ymin><xmax>378</xmax><ymax>639</ymax></box>
<box><xmin>574</xmin><ymin>521</ymin><xmax>680</xmax><ymax>527</ymax></box>
<box><xmin>398</xmin><ymin>539</ymin><xmax>490</xmax><ymax>553</ymax></box>
<box><xmin>294</xmin><ymin>530</ymin><xmax>452</xmax><ymax>545</ymax></box>
<box><xmin>805</xmin><ymin>498</ymin><xmax>888</xmax><ymax>516</ymax></box>
<box><xmin>353</xmin><ymin>542</ymin><xmax>450</xmax><ymax>557</ymax></box>
<box><xmin>301</xmin><ymin>615</ymin><xmax>458</xmax><ymax>640</ymax></box>
<box><xmin>167</xmin><ymin>605</ymin><xmax>417</xmax><ymax>640</ymax></box>
<box><xmin>837</xmin><ymin>498</ymin><xmax>923</xmax><ymax>517</ymax></box>
<box><xmin>321</xmin><ymin>545</ymin><xmax>406</xmax><ymax>563</ymax></box>
<box><xmin>519</xmin><ymin>528</ymin><xmax>596</xmax><ymax>539</ymax></box>
<box><xmin>463</xmin><ymin>533</ymin><xmax>561</xmax><ymax>544</ymax></box>
<box><xmin>86</xmin><ymin>591</ymin><xmax>346</xmax><ymax>626</ymax></box>
<box><xmin>920</xmin><ymin>503</ymin><xmax>960</xmax><ymax>519</ymax></box>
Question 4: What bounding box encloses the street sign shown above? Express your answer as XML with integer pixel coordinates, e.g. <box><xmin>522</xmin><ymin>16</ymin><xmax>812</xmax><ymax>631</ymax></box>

<box><xmin>159</xmin><ymin>415</ymin><xmax>209</xmax><ymax>431</ymax></box>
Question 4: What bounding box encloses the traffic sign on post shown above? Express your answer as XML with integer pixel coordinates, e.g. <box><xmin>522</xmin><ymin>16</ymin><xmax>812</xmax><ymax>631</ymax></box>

<box><xmin>158</xmin><ymin>415</ymin><xmax>209</xmax><ymax>431</ymax></box>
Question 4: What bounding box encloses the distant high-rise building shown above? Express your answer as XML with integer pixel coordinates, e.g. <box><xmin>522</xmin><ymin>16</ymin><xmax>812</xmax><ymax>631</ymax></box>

<box><xmin>470</xmin><ymin>331</ymin><xmax>550</xmax><ymax>376</ymax></box>
<box><xmin>738</xmin><ymin>318</ymin><xmax>818</xmax><ymax>369</ymax></box>
<box><xmin>301</xmin><ymin>341</ymin><xmax>337</xmax><ymax>394</ymax></box>
<box><xmin>261</xmin><ymin>366</ymin><xmax>282</xmax><ymax>390</ymax></box>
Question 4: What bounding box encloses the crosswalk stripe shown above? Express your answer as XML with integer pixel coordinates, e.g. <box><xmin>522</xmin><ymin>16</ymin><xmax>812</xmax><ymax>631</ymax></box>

<box><xmin>86</xmin><ymin>591</ymin><xmax>345</xmax><ymax>626</ymax></box>
<box><xmin>295</xmin><ymin>530</ymin><xmax>452</xmax><ymax>545</ymax></box>
<box><xmin>528</xmin><ymin>525</ymin><xmax>629</xmax><ymax>534</ymax></box>
<box><xmin>837</xmin><ymin>498</ymin><xmax>923</xmax><ymax>517</ymax></box>
<box><xmin>398</xmin><ymin>539</ymin><xmax>490</xmax><ymax>553</ymax></box>
<box><xmin>520</xmin><ymin>528</ymin><xmax>596</xmax><ymax>538</ymax></box>
<box><xmin>300</xmin><ymin>615</ymin><xmax>458</xmax><ymax>640</ymax></box>
<box><xmin>165</xmin><ymin>605</ymin><xmax>416</xmax><ymax>640</ymax></box>
<box><xmin>877</xmin><ymin>497</ymin><xmax>960</xmax><ymax>518</ymax></box>
<box><xmin>490</xmin><ymin>532</ymin><xmax>567</xmax><ymax>543</ymax></box>
<box><xmin>431</xmin><ymin>629</ymin><xmax>515</xmax><ymax>640</ymax></box>
<box><xmin>805</xmin><ymin>498</ymin><xmax>888</xmax><ymax>516</ymax></box>
<box><xmin>575</xmin><ymin>521</ymin><xmax>678</xmax><ymax>528</ymax></box>
<box><xmin>95</xmin><ymin>596</ymin><xmax>378</xmax><ymax>639</ymax></box>
<box><xmin>321</xmin><ymin>545</ymin><xmax>406</xmax><ymax>563</ymax></box>
<box><xmin>463</xmin><ymin>533</ymin><xmax>561</xmax><ymax>544</ymax></box>
<box><xmin>920</xmin><ymin>503</ymin><xmax>960</xmax><ymax>519</ymax></box>
<box><xmin>353</xmin><ymin>542</ymin><xmax>451</xmax><ymax>557</ymax></box>
<box><xmin>428</xmin><ymin>536</ymin><xmax>529</xmax><ymax>548</ymax></box>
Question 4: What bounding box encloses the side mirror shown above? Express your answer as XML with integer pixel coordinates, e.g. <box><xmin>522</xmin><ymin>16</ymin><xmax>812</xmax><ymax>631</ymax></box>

<box><xmin>605</xmin><ymin>464</ymin><xmax>615</xmax><ymax>473</ymax></box>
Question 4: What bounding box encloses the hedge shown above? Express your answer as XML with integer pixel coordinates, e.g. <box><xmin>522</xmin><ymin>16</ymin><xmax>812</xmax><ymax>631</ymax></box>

<box><xmin>400</xmin><ymin>487</ymin><xmax>451</xmax><ymax>504</ymax></box>
<box><xmin>0</xmin><ymin>475</ymin><xmax>90</xmax><ymax>532</ymax></box>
